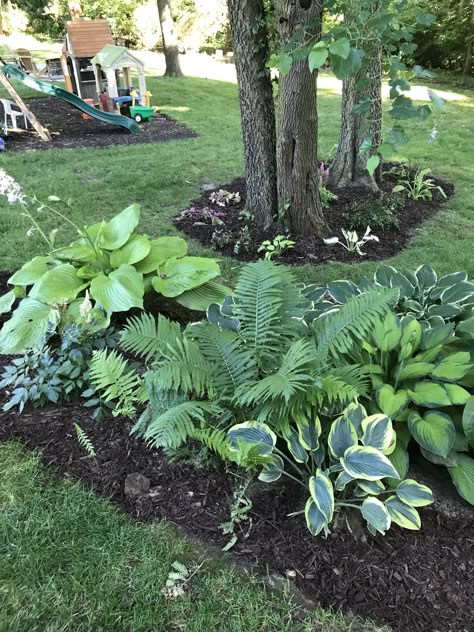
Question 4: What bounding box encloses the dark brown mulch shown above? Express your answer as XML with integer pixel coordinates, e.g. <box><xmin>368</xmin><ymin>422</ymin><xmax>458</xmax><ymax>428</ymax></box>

<box><xmin>0</xmin><ymin>392</ymin><xmax>472</xmax><ymax>632</ymax></box>
<box><xmin>0</xmin><ymin>96</ymin><xmax>196</xmax><ymax>151</ymax></box>
<box><xmin>173</xmin><ymin>170</ymin><xmax>454</xmax><ymax>266</ymax></box>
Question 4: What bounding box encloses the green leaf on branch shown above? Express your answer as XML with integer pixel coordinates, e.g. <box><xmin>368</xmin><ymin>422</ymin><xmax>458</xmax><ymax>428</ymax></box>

<box><xmin>329</xmin><ymin>38</ymin><xmax>350</xmax><ymax>60</ymax></box>
<box><xmin>308</xmin><ymin>42</ymin><xmax>328</xmax><ymax>71</ymax></box>
<box><xmin>276</xmin><ymin>53</ymin><xmax>293</xmax><ymax>76</ymax></box>
<box><xmin>367</xmin><ymin>155</ymin><xmax>380</xmax><ymax>177</ymax></box>
<box><xmin>331</xmin><ymin>48</ymin><xmax>364</xmax><ymax>80</ymax></box>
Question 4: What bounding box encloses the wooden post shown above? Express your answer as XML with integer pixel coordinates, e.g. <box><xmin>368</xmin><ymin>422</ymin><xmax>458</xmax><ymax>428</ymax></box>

<box><xmin>0</xmin><ymin>72</ymin><xmax>51</xmax><ymax>141</ymax></box>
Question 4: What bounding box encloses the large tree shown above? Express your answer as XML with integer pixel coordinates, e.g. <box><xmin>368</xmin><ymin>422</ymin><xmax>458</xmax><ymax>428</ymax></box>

<box><xmin>275</xmin><ymin>0</ymin><xmax>327</xmax><ymax>235</ymax></box>
<box><xmin>157</xmin><ymin>0</ymin><xmax>184</xmax><ymax>77</ymax></box>
<box><xmin>227</xmin><ymin>0</ymin><xmax>278</xmax><ymax>229</ymax></box>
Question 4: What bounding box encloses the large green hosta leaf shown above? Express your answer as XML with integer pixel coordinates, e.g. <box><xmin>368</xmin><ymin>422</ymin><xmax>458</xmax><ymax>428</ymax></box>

<box><xmin>97</xmin><ymin>204</ymin><xmax>140</xmax><ymax>250</ymax></box>
<box><xmin>110</xmin><ymin>235</ymin><xmax>151</xmax><ymax>267</ymax></box>
<box><xmin>51</xmin><ymin>242</ymin><xmax>96</xmax><ymax>264</ymax></box>
<box><xmin>448</xmin><ymin>453</ymin><xmax>474</xmax><ymax>505</ymax></box>
<box><xmin>376</xmin><ymin>384</ymin><xmax>409</xmax><ymax>418</ymax></box>
<box><xmin>90</xmin><ymin>265</ymin><xmax>144</xmax><ymax>312</ymax></box>
<box><xmin>29</xmin><ymin>264</ymin><xmax>87</xmax><ymax>303</ymax></box>
<box><xmin>153</xmin><ymin>257</ymin><xmax>220</xmax><ymax>298</ymax></box>
<box><xmin>0</xmin><ymin>298</ymin><xmax>60</xmax><ymax>354</ymax></box>
<box><xmin>407</xmin><ymin>411</ymin><xmax>455</xmax><ymax>457</ymax></box>
<box><xmin>174</xmin><ymin>281</ymin><xmax>232</xmax><ymax>311</ymax></box>
<box><xmin>462</xmin><ymin>396</ymin><xmax>474</xmax><ymax>448</ymax></box>
<box><xmin>135</xmin><ymin>237</ymin><xmax>188</xmax><ymax>274</ymax></box>
<box><xmin>0</xmin><ymin>290</ymin><xmax>15</xmax><ymax>315</ymax></box>
<box><xmin>8</xmin><ymin>256</ymin><xmax>51</xmax><ymax>286</ymax></box>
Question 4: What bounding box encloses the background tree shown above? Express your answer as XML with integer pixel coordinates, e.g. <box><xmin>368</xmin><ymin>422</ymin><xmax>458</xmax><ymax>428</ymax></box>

<box><xmin>227</xmin><ymin>0</ymin><xmax>278</xmax><ymax>228</ymax></box>
<box><xmin>157</xmin><ymin>0</ymin><xmax>184</xmax><ymax>77</ymax></box>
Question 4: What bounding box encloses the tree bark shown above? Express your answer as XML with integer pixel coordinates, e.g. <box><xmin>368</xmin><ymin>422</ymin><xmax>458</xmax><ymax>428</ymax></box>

<box><xmin>157</xmin><ymin>0</ymin><xmax>184</xmax><ymax>78</ymax></box>
<box><xmin>462</xmin><ymin>2</ymin><xmax>473</xmax><ymax>85</ymax></box>
<box><xmin>329</xmin><ymin>44</ymin><xmax>383</xmax><ymax>191</ymax></box>
<box><xmin>228</xmin><ymin>0</ymin><xmax>278</xmax><ymax>228</ymax></box>
<box><xmin>275</xmin><ymin>0</ymin><xmax>328</xmax><ymax>236</ymax></box>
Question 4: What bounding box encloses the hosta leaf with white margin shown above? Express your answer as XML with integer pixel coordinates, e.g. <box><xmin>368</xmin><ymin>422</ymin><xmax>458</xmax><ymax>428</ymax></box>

<box><xmin>357</xmin><ymin>479</ymin><xmax>385</xmax><ymax>496</ymax></box>
<box><xmin>0</xmin><ymin>299</ymin><xmax>60</xmax><ymax>354</ymax></box>
<box><xmin>462</xmin><ymin>396</ymin><xmax>474</xmax><ymax>448</ymax></box>
<box><xmin>385</xmin><ymin>496</ymin><xmax>421</xmax><ymax>530</ymax></box>
<box><xmin>309</xmin><ymin>470</ymin><xmax>334</xmax><ymax>523</ymax></box>
<box><xmin>444</xmin><ymin>384</ymin><xmax>471</xmax><ymax>406</ymax></box>
<box><xmin>153</xmin><ymin>257</ymin><xmax>220</xmax><ymax>297</ymax></box>
<box><xmin>343</xmin><ymin>403</ymin><xmax>367</xmax><ymax>437</ymax></box>
<box><xmin>109</xmin><ymin>235</ymin><xmax>151</xmax><ymax>267</ymax></box>
<box><xmin>421</xmin><ymin>323</ymin><xmax>454</xmax><ymax>350</ymax></box>
<box><xmin>400</xmin><ymin>318</ymin><xmax>422</xmax><ymax>353</ymax></box>
<box><xmin>376</xmin><ymin>384</ymin><xmax>409</xmax><ymax>418</ymax></box>
<box><xmin>414</xmin><ymin>344</ymin><xmax>443</xmax><ymax>364</ymax></box>
<box><xmin>335</xmin><ymin>469</ymin><xmax>353</xmax><ymax>491</ymax></box>
<box><xmin>258</xmin><ymin>454</ymin><xmax>284</xmax><ymax>483</ymax></box>
<box><xmin>135</xmin><ymin>236</ymin><xmax>188</xmax><ymax>274</ymax></box>
<box><xmin>305</xmin><ymin>498</ymin><xmax>327</xmax><ymax>536</ymax></box>
<box><xmin>432</xmin><ymin>352</ymin><xmax>472</xmax><ymax>382</ymax></box>
<box><xmin>372</xmin><ymin>311</ymin><xmax>401</xmax><ymax>352</ymax></box>
<box><xmin>29</xmin><ymin>264</ymin><xmax>87</xmax><ymax>303</ymax></box>
<box><xmin>175</xmin><ymin>281</ymin><xmax>232</xmax><ymax>312</ymax></box>
<box><xmin>441</xmin><ymin>281</ymin><xmax>474</xmax><ymax>304</ymax></box>
<box><xmin>286</xmin><ymin>428</ymin><xmax>308</xmax><ymax>464</ymax></box>
<box><xmin>448</xmin><ymin>453</ymin><xmax>474</xmax><ymax>505</ymax></box>
<box><xmin>90</xmin><ymin>265</ymin><xmax>144</xmax><ymax>311</ymax></box>
<box><xmin>8</xmin><ymin>256</ymin><xmax>51</xmax><ymax>286</ymax></box>
<box><xmin>415</xmin><ymin>264</ymin><xmax>437</xmax><ymax>294</ymax></box>
<box><xmin>326</xmin><ymin>280</ymin><xmax>359</xmax><ymax>304</ymax></box>
<box><xmin>408</xmin><ymin>411</ymin><xmax>455</xmax><ymax>457</ymax></box>
<box><xmin>395</xmin><ymin>480</ymin><xmax>433</xmax><ymax>507</ymax></box>
<box><xmin>397</xmin><ymin>361</ymin><xmax>434</xmax><ymax>381</ymax></box>
<box><xmin>361</xmin><ymin>414</ymin><xmax>394</xmax><ymax>453</ymax></box>
<box><xmin>408</xmin><ymin>382</ymin><xmax>451</xmax><ymax>408</ymax></box>
<box><xmin>97</xmin><ymin>204</ymin><xmax>140</xmax><ymax>250</ymax></box>
<box><xmin>297</xmin><ymin>415</ymin><xmax>321</xmax><ymax>451</ymax></box>
<box><xmin>361</xmin><ymin>497</ymin><xmax>391</xmax><ymax>535</ymax></box>
<box><xmin>341</xmin><ymin>446</ymin><xmax>399</xmax><ymax>481</ymax></box>
<box><xmin>328</xmin><ymin>415</ymin><xmax>357</xmax><ymax>458</ymax></box>
<box><xmin>0</xmin><ymin>290</ymin><xmax>15</xmax><ymax>315</ymax></box>
<box><xmin>228</xmin><ymin>422</ymin><xmax>276</xmax><ymax>460</ymax></box>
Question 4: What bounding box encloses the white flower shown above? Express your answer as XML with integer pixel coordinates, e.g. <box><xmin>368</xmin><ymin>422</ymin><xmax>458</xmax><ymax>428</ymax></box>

<box><xmin>79</xmin><ymin>290</ymin><xmax>93</xmax><ymax>318</ymax></box>
<box><xmin>428</xmin><ymin>126</ymin><xmax>438</xmax><ymax>144</ymax></box>
<box><xmin>0</xmin><ymin>168</ymin><xmax>24</xmax><ymax>204</ymax></box>
<box><xmin>26</xmin><ymin>227</ymin><xmax>35</xmax><ymax>238</ymax></box>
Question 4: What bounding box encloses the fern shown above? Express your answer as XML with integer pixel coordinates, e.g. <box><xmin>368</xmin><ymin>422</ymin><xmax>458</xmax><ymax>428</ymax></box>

<box><xmin>313</xmin><ymin>287</ymin><xmax>398</xmax><ymax>359</ymax></box>
<box><xmin>74</xmin><ymin>423</ymin><xmax>96</xmax><ymax>457</ymax></box>
<box><xmin>89</xmin><ymin>349</ymin><xmax>146</xmax><ymax>417</ymax></box>
<box><xmin>120</xmin><ymin>313</ymin><xmax>182</xmax><ymax>362</ymax></box>
<box><xmin>190</xmin><ymin>426</ymin><xmax>233</xmax><ymax>461</ymax></box>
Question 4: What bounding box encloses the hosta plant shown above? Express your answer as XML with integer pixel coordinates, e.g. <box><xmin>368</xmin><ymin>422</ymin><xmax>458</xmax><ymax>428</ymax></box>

<box><xmin>307</xmin><ymin>264</ymin><xmax>474</xmax><ymax>325</ymax></box>
<box><xmin>227</xmin><ymin>403</ymin><xmax>433</xmax><ymax>536</ymax></box>
<box><xmin>338</xmin><ymin>311</ymin><xmax>474</xmax><ymax>505</ymax></box>
<box><xmin>0</xmin><ymin>204</ymin><xmax>230</xmax><ymax>355</ymax></box>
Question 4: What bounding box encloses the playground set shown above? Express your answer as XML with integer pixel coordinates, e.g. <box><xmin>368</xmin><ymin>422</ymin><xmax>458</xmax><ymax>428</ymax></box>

<box><xmin>0</xmin><ymin>14</ymin><xmax>161</xmax><ymax>142</ymax></box>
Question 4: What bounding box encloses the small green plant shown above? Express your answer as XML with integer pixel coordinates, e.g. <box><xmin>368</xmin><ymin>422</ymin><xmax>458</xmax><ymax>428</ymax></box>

<box><xmin>319</xmin><ymin>186</ymin><xmax>338</xmax><ymax>209</ymax></box>
<box><xmin>74</xmin><ymin>423</ymin><xmax>96</xmax><ymax>457</ymax></box>
<box><xmin>390</xmin><ymin>164</ymin><xmax>446</xmax><ymax>201</ymax></box>
<box><xmin>211</xmin><ymin>228</ymin><xmax>233</xmax><ymax>249</ymax></box>
<box><xmin>258</xmin><ymin>235</ymin><xmax>295</xmax><ymax>260</ymax></box>
<box><xmin>234</xmin><ymin>225</ymin><xmax>252</xmax><ymax>255</ymax></box>
<box><xmin>219</xmin><ymin>479</ymin><xmax>253</xmax><ymax>551</ymax></box>
<box><xmin>161</xmin><ymin>560</ymin><xmax>205</xmax><ymax>600</ymax></box>
<box><xmin>348</xmin><ymin>195</ymin><xmax>401</xmax><ymax>231</ymax></box>
<box><xmin>323</xmin><ymin>226</ymin><xmax>379</xmax><ymax>256</ymax></box>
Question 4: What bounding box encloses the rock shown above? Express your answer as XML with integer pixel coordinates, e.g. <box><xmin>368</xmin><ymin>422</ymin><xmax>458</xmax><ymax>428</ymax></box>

<box><xmin>124</xmin><ymin>472</ymin><xmax>151</xmax><ymax>498</ymax></box>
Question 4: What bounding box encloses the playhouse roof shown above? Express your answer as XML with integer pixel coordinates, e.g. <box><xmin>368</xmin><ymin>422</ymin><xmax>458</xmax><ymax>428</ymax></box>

<box><xmin>91</xmin><ymin>45</ymin><xmax>144</xmax><ymax>70</ymax></box>
<box><xmin>65</xmin><ymin>19</ymin><xmax>113</xmax><ymax>58</ymax></box>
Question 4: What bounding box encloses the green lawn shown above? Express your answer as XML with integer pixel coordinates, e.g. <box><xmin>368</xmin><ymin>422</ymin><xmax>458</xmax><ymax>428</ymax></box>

<box><xmin>0</xmin><ymin>443</ymin><xmax>387</xmax><ymax>632</ymax></box>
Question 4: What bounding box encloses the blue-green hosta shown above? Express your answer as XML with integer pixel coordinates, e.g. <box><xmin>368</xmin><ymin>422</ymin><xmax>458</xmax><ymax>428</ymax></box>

<box><xmin>0</xmin><ymin>205</ymin><xmax>230</xmax><ymax>354</ymax></box>
<box><xmin>228</xmin><ymin>404</ymin><xmax>433</xmax><ymax>536</ymax></box>
<box><xmin>307</xmin><ymin>264</ymin><xmax>474</xmax><ymax>325</ymax></box>
<box><xmin>338</xmin><ymin>311</ymin><xmax>474</xmax><ymax>505</ymax></box>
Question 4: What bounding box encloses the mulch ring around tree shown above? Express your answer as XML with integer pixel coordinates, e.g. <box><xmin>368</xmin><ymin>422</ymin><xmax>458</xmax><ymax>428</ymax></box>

<box><xmin>0</xmin><ymin>391</ymin><xmax>472</xmax><ymax>632</ymax></box>
<box><xmin>1</xmin><ymin>96</ymin><xmax>196</xmax><ymax>151</ymax></box>
<box><xmin>173</xmin><ymin>169</ymin><xmax>454</xmax><ymax>265</ymax></box>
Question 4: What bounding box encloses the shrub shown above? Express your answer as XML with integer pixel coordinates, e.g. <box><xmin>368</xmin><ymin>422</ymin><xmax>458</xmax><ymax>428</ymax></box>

<box><xmin>347</xmin><ymin>195</ymin><xmax>401</xmax><ymax>231</ymax></box>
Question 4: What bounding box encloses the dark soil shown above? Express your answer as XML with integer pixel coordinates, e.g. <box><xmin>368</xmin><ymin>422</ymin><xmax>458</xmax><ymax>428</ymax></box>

<box><xmin>0</xmin><ymin>96</ymin><xmax>196</xmax><ymax>151</ymax></box>
<box><xmin>173</xmin><ymin>171</ymin><xmax>454</xmax><ymax>265</ymax></box>
<box><xmin>0</xmin><ymin>391</ymin><xmax>472</xmax><ymax>632</ymax></box>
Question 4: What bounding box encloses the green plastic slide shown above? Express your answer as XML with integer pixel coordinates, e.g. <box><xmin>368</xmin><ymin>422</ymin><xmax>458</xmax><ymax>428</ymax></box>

<box><xmin>1</xmin><ymin>64</ymin><xmax>140</xmax><ymax>134</ymax></box>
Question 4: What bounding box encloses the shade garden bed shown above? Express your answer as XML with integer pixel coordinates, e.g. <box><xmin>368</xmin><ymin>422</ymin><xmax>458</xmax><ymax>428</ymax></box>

<box><xmin>0</xmin><ymin>97</ymin><xmax>196</xmax><ymax>151</ymax></box>
<box><xmin>0</xmin><ymin>371</ymin><xmax>472</xmax><ymax>632</ymax></box>
<box><xmin>173</xmin><ymin>170</ymin><xmax>453</xmax><ymax>265</ymax></box>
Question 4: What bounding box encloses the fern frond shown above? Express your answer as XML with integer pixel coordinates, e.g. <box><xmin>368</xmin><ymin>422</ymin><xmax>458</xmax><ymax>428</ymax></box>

<box><xmin>318</xmin><ymin>375</ymin><xmax>361</xmax><ymax>408</ymax></box>
<box><xmin>190</xmin><ymin>426</ymin><xmax>233</xmax><ymax>461</ymax></box>
<box><xmin>329</xmin><ymin>364</ymin><xmax>369</xmax><ymax>398</ymax></box>
<box><xmin>190</xmin><ymin>322</ymin><xmax>257</xmax><ymax>399</ymax></box>
<box><xmin>89</xmin><ymin>349</ymin><xmax>146</xmax><ymax>417</ymax></box>
<box><xmin>120</xmin><ymin>313</ymin><xmax>182</xmax><ymax>362</ymax></box>
<box><xmin>142</xmin><ymin>400</ymin><xmax>222</xmax><ymax>449</ymax></box>
<box><xmin>313</xmin><ymin>287</ymin><xmax>398</xmax><ymax>359</ymax></box>
<box><xmin>74</xmin><ymin>423</ymin><xmax>96</xmax><ymax>457</ymax></box>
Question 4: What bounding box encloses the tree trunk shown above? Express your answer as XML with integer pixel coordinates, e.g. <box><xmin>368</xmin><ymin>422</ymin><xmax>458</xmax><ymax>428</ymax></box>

<box><xmin>276</xmin><ymin>0</ymin><xmax>328</xmax><ymax>236</ymax></box>
<box><xmin>462</xmin><ymin>2</ymin><xmax>473</xmax><ymax>85</ymax></box>
<box><xmin>329</xmin><ymin>43</ymin><xmax>383</xmax><ymax>191</ymax></box>
<box><xmin>157</xmin><ymin>0</ymin><xmax>184</xmax><ymax>78</ymax></box>
<box><xmin>228</xmin><ymin>0</ymin><xmax>278</xmax><ymax>228</ymax></box>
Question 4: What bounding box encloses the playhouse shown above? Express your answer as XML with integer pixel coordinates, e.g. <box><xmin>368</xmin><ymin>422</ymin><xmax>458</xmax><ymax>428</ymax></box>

<box><xmin>91</xmin><ymin>45</ymin><xmax>147</xmax><ymax>103</ymax></box>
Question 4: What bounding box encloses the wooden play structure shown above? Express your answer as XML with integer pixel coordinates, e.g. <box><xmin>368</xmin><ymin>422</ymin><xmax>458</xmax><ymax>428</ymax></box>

<box><xmin>91</xmin><ymin>45</ymin><xmax>147</xmax><ymax>104</ymax></box>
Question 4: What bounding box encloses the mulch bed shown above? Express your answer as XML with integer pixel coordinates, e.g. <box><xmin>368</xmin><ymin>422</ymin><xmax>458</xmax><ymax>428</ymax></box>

<box><xmin>0</xmin><ymin>96</ymin><xmax>196</xmax><ymax>151</ymax></box>
<box><xmin>0</xmin><ymin>389</ymin><xmax>472</xmax><ymax>632</ymax></box>
<box><xmin>173</xmin><ymin>171</ymin><xmax>454</xmax><ymax>265</ymax></box>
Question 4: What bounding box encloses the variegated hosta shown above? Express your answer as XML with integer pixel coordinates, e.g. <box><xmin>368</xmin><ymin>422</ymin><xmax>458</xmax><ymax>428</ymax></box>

<box><xmin>343</xmin><ymin>311</ymin><xmax>474</xmax><ymax>505</ymax></box>
<box><xmin>306</xmin><ymin>264</ymin><xmax>474</xmax><ymax>326</ymax></box>
<box><xmin>227</xmin><ymin>404</ymin><xmax>433</xmax><ymax>537</ymax></box>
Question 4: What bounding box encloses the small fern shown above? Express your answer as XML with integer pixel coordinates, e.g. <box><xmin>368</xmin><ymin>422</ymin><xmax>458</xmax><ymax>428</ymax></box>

<box><xmin>120</xmin><ymin>313</ymin><xmax>182</xmax><ymax>362</ymax></box>
<box><xmin>74</xmin><ymin>423</ymin><xmax>96</xmax><ymax>457</ymax></box>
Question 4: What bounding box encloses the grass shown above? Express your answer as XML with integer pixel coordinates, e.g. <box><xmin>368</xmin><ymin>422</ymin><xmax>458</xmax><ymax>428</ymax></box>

<box><xmin>0</xmin><ymin>442</ymin><xmax>388</xmax><ymax>632</ymax></box>
<box><xmin>0</xmin><ymin>71</ymin><xmax>473</xmax><ymax>287</ymax></box>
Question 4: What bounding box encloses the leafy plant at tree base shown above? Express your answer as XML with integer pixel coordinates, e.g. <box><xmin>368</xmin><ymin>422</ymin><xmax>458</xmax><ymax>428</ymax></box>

<box><xmin>390</xmin><ymin>165</ymin><xmax>447</xmax><ymax>201</ymax></box>
<box><xmin>258</xmin><ymin>235</ymin><xmax>295</xmax><ymax>260</ymax></box>
<box><xmin>209</xmin><ymin>189</ymin><xmax>241</xmax><ymax>207</ymax></box>
<box><xmin>227</xmin><ymin>403</ymin><xmax>433</xmax><ymax>536</ymax></box>
<box><xmin>0</xmin><ymin>201</ymin><xmax>230</xmax><ymax>355</ymax></box>
<box><xmin>323</xmin><ymin>226</ymin><xmax>379</xmax><ymax>256</ymax></box>
<box><xmin>319</xmin><ymin>186</ymin><xmax>338</xmax><ymax>209</ymax></box>
<box><xmin>219</xmin><ymin>479</ymin><xmax>253</xmax><ymax>551</ymax></box>
<box><xmin>347</xmin><ymin>195</ymin><xmax>401</xmax><ymax>231</ymax></box>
